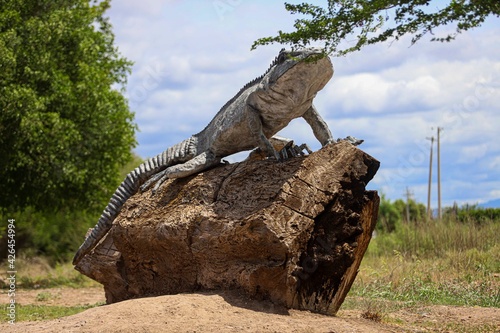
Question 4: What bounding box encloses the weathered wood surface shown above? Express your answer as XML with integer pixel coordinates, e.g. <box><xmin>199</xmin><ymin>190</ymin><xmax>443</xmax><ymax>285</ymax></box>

<box><xmin>75</xmin><ymin>141</ymin><xmax>380</xmax><ymax>315</ymax></box>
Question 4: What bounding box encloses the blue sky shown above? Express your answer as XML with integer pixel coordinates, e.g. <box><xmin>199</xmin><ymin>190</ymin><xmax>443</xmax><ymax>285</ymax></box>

<box><xmin>106</xmin><ymin>0</ymin><xmax>500</xmax><ymax>207</ymax></box>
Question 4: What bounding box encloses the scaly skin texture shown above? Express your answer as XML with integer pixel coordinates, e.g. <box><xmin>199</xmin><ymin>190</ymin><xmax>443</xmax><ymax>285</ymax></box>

<box><xmin>73</xmin><ymin>48</ymin><xmax>336</xmax><ymax>265</ymax></box>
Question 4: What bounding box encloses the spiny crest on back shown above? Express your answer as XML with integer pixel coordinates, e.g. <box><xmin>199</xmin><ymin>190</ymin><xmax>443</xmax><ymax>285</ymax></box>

<box><xmin>217</xmin><ymin>48</ymin><xmax>286</xmax><ymax>114</ymax></box>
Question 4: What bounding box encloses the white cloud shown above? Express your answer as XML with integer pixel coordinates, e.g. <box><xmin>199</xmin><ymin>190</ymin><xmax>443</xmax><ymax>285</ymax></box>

<box><xmin>457</xmin><ymin>143</ymin><xmax>489</xmax><ymax>163</ymax></box>
<box><xmin>490</xmin><ymin>189</ymin><xmax>500</xmax><ymax>200</ymax></box>
<box><xmin>324</xmin><ymin>57</ymin><xmax>500</xmax><ymax>117</ymax></box>
<box><xmin>489</xmin><ymin>156</ymin><xmax>500</xmax><ymax>171</ymax></box>
<box><xmin>327</xmin><ymin>73</ymin><xmax>391</xmax><ymax>113</ymax></box>
<box><xmin>109</xmin><ymin>0</ymin><xmax>173</xmax><ymax>17</ymax></box>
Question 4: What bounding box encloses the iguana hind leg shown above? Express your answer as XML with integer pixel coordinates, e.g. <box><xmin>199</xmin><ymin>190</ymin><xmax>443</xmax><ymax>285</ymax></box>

<box><xmin>141</xmin><ymin>150</ymin><xmax>221</xmax><ymax>194</ymax></box>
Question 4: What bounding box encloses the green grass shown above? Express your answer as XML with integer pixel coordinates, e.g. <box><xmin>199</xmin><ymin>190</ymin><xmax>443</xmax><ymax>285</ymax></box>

<box><xmin>349</xmin><ymin>218</ymin><xmax>500</xmax><ymax>308</ymax></box>
<box><xmin>2</xmin><ymin>304</ymin><xmax>101</xmax><ymax>322</ymax></box>
<box><xmin>341</xmin><ymin>217</ymin><xmax>500</xmax><ymax>333</ymax></box>
<box><xmin>0</xmin><ymin>255</ymin><xmax>99</xmax><ymax>289</ymax></box>
<box><xmin>438</xmin><ymin>323</ymin><xmax>500</xmax><ymax>333</ymax></box>
<box><xmin>0</xmin><ymin>256</ymin><xmax>103</xmax><ymax>323</ymax></box>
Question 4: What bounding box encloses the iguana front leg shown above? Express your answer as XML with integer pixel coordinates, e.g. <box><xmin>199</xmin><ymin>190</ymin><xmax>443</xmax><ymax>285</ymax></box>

<box><xmin>248</xmin><ymin>105</ymin><xmax>281</xmax><ymax>160</ymax></box>
<box><xmin>303</xmin><ymin>105</ymin><xmax>363</xmax><ymax>146</ymax></box>
<box><xmin>302</xmin><ymin>104</ymin><xmax>334</xmax><ymax>146</ymax></box>
<box><xmin>141</xmin><ymin>150</ymin><xmax>221</xmax><ymax>193</ymax></box>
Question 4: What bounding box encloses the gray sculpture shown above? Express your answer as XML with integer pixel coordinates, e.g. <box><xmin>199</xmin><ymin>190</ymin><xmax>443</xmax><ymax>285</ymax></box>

<box><xmin>73</xmin><ymin>48</ymin><xmax>361</xmax><ymax>265</ymax></box>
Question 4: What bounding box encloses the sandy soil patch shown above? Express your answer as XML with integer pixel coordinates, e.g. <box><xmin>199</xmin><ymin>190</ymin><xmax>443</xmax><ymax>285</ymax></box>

<box><xmin>1</xmin><ymin>287</ymin><xmax>499</xmax><ymax>332</ymax></box>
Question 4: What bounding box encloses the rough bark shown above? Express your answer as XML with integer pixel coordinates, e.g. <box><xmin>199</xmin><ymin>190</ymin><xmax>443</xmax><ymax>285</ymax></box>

<box><xmin>75</xmin><ymin>141</ymin><xmax>380</xmax><ymax>315</ymax></box>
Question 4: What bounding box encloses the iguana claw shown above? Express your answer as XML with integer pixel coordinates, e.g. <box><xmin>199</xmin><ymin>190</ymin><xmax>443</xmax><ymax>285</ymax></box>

<box><xmin>140</xmin><ymin>170</ymin><xmax>166</xmax><ymax>193</ymax></box>
<box><xmin>277</xmin><ymin>141</ymin><xmax>312</xmax><ymax>160</ymax></box>
<box><xmin>337</xmin><ymin>136</ymin><xmax>364</xmax><ymax>146</ymax></box>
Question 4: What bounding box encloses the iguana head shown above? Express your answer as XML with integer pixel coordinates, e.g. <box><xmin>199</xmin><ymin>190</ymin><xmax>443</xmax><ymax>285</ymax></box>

<box><xmin>266</xmin><ymin>48</ymin><xmax>333</xmax><ymax>98</ymax></box>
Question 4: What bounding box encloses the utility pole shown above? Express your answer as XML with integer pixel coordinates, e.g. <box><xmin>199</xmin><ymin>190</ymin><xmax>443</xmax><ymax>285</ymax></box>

<box><xmin>426</xmin><ymin>136</ymin><xmax>434</xmax><ymax>220</ymax></box>
<box><xmin>437</xmin><ymin>127</ymin><xmax>443</xmax><ymax>220</ymax></box>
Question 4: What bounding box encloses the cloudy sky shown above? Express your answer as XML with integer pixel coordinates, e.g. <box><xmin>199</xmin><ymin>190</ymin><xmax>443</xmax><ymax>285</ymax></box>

<box><xmin>105</xmin><ymin>0</ymin><xmax>500</xmax><ymax>207</ymax></box>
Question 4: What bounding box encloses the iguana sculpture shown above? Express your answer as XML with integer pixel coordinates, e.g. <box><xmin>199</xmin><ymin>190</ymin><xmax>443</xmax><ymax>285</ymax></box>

<box><xmin>73</xmin><ymin>48</ymin><xmax>362</xmax><ymax>265</ymax></box>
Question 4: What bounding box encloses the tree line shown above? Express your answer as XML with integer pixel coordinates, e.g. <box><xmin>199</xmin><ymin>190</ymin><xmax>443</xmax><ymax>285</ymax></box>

<box><xmin>378</xmin><ymin>195</ymin><xmax>500</xmax><ymax>233</ymax></box>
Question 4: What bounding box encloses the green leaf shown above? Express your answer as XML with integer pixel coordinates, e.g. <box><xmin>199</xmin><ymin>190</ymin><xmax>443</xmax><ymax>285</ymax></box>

<box><xmin>252</xmin><ymin>0</ymin><xmax>500</xmax><ymax>56</ymax></box>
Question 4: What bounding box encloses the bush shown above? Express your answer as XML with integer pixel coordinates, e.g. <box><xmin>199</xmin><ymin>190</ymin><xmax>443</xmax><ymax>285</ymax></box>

<box><xmin>0</xmin><ymin>154</ymin><xmax>143</xmax><ymax>265</ymax></box>
<box><xmin>452</xmin><ymin>205</ymin><xmax>500</xmax><ymax>224</ymax></box>
<box><xmin>377</xmin><ymin>195</ymin><xmax>401</xmax><ymax>232</ymax></box>
<box><xmin>0</xmin><ymin>208</ymin><xmax>98</xmax><ymax>263</ymax></box>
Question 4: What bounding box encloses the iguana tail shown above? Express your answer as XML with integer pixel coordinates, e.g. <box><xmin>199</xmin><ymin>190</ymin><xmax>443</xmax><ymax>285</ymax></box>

<box><xmin>73</xmin><ymin>137</ymin><xmax>197</xmax><ymax>265</ymax></box>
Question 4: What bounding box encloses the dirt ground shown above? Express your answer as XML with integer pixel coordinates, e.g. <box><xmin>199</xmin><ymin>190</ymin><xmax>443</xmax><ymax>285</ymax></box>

<box><xmin>1</xmin><ymin>287</ymin><xmax>499</xmax><ymax>333</ymax></box>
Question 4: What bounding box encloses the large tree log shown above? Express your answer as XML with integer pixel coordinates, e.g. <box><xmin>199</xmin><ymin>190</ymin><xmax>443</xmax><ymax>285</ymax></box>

<box><xmin>75</xmin><ymin>141</ymin><xmax>380</xmax><ymax>315</ymax></box>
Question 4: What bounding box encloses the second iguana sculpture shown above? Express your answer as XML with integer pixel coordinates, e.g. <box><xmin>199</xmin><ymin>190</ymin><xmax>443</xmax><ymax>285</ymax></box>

<box><xmin>73</xmin><ymin>48</ymin><xmax>361</xmax><ymax>265</ymax></box>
